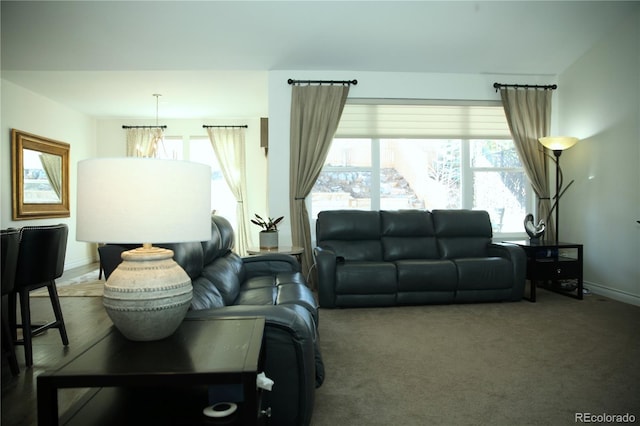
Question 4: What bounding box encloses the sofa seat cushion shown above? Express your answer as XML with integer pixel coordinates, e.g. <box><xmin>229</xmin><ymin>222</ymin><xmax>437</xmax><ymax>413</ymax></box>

<box><xmin>235</xmin><ymin>286</ymin><xmax>278</xmax><ymax>305</ymax></box>
<box><xmin>454</xmin><ymin>257</ymin><xmax>513</xmax><ymax>290</ymax></box>
<box><xmin>395</xmin><ymin>260</ymin><xmax>457</xmax><ymax>291</ymax></box>
<box><xmin>237</xmin><ymin>272</ymin><xmax>319</xmax><ymax>324</ymax></box>
<box><xmin>335</xmin><ymin>262</ymin><xmax>396</xmax><ymax>294</ymax></box>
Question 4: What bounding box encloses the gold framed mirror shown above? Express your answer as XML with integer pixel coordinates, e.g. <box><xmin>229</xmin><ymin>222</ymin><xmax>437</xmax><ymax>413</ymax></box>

<box><xmin>11</xmin><ymin>129</ymin><xmax>70</xmax><ymax>220</ymax></box>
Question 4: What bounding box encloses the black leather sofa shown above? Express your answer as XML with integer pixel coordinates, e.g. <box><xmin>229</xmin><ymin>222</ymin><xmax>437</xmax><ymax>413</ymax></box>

<box><xmin>99</xmin><ymin>215</ymin><xmax>322</xmax><ymax>426</ymax></box>
<box><xmin>314</xmin><ymin>209</ymin><xmax>526</xmax><ymax>308</ymax></box>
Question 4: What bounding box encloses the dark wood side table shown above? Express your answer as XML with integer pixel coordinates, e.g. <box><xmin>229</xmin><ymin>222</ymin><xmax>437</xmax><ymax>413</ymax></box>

<box><xmin>37</xmin><ymin>317</ymin><xmax>266</xmax><ymax>426</ymax></box>
<box><xmin>507</xmin><ymin>240</ymin><xmax>583</xmax><ymax>302</ymax></box>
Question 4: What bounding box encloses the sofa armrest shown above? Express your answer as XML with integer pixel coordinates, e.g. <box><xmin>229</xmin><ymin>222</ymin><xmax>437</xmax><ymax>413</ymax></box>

<box><xmin>314</xmin><ymin>246</ymin><xmax>338</xmax><ymax>308</ymax></box>
<box><xmin>186</xmin><ymin>304</ymin><xmax>320</xmax><ymax>426</ymax></box>
<box><xmin>242</xmin><ymin>253</ymin><xmax>301</xmax><ymax>279</ymax></box>
<box><xmin>488</xmin><ymin>242</ymin><xmax>526</xmax><ymax>300</ymax></box>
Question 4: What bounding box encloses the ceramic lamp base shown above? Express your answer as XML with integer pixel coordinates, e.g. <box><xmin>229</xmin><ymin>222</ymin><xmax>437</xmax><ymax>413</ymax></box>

<box><xmin>103</xmin><ymin>246</ymin><xmax>193</xmax><ymax>341</ymax></box>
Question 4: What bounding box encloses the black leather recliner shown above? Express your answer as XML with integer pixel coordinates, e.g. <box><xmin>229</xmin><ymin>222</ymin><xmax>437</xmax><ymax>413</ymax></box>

<box><xmin>315</xmin><ymin>209</ymin><xmax>526</xmax><ymax>308</ymax></box>
<box><xmin>99</xmin><ymin>215</ymin><xmax>322</xmax><ymax>426</ymax></box>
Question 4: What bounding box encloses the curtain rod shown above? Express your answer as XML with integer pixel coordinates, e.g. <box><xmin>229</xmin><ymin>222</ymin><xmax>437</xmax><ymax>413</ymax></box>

<box><xmin>202</xmin><ymin>125</ymin><xmax>248</xmax><ymax>129</ymax></box>
<box><xmin>288</xmin><ymin>79</ymin><xmax>358</xmax><ymax>86</ymax></box>
<box><xmin>493</xmin><ymin>82</ymin><xmax>557</xmax><ymax>92</ymax></box>
<box><xmin>122</xmin><ymin>125</ymin><xmax>167</xmax><ymax>129</ymax></box>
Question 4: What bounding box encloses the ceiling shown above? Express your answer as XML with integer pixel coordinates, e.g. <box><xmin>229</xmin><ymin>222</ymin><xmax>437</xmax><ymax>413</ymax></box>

<box><xmin>1</xmin><ymin>1</ymin><xmax>636</xmax><ymax>119</ymax></box>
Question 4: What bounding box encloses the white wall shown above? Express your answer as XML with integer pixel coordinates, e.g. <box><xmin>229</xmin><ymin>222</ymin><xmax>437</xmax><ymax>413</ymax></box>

<box><xmin>558</xmin><ymin>10</ymin><xmax>640</xmax><ymax>305</ymax></box>
<box><xmin>267</xmin><ymin>70</ymin><xmax>558</xmax><ymax>245</ymax></box>
<box><xmin>1</xmin><ymin>79</ymin><xmax>98</xmax><ymax>268</ymax></box>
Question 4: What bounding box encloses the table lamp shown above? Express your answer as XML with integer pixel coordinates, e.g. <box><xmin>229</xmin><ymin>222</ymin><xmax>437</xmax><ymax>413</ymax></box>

<box><xmin>538</xmin><ymin>136</ymin><xmax>579</xmax><ymax>243</ymax></box>
<box><xmin>77</xmin><ymin>158</ymin><xmax>211</xmax><ymax>341</ymax></box>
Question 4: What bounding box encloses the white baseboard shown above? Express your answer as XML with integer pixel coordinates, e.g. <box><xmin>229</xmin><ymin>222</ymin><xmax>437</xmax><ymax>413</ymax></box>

<box><xmin>585</xmin><ymin>281</ymin><xmax>640</xmax><ymax>307</ymax></box>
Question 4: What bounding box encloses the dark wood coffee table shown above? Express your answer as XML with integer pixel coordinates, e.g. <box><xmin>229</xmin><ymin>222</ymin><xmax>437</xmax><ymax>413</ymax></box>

<box><xmin>37</xmin><ymin>316</ymin><xmax>266</xmax><ymax>426</ymax></box>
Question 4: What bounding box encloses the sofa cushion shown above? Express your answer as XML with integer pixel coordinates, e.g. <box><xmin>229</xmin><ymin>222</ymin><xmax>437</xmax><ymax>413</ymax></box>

<box><xmin>432</xmin><ymin>209</ymin><xmax>492</xmax><ymax>258</ymax></box>
<box><xmin>213</xmin><ymin>215</ymin><xmax>235</xmax><ymax>253</ymax></box>
<box><xmin>190</xmin><ymin>276</ymin><xmax>225</xmax><ymax>309</ymax></box>
<box><xmin>235</xmin><ymin>285</ymin><xmax>277</xmax><ymax>305</ymax></box>
<box><xmin>162</xmin><ymin>241</ymin><xmax>204</xmax><ymax>280</ymax></box>
<box><xmin>335</xmin><ymin>261</ymin><xmax>396</xmax><ymax>294</ymax></box>
<box><xmin>316</xmin><ymin>210</ymin><xmax>383</xmax><ymax>261</ymax></box>
<box><xmin>395</xmin><ymin>259</ymin><xmax>457</xmax><ymax>306</ymax></box>
<box><xmin>201</xmin><ymin>220</ymin><xmax>223</xmax><ymax>265</ymax></box>
<box><xmin>454</xmin><ymin>257</ymin><xmax>513</xmax><ymax>290</ymax></box>
<box><xmin>395</xmin><ymin>259</ymin><xmax>457</xmax><ymax>292</ymax></box>
<box><xmin>381</xmin><ymin>210</ymin><xmax>438</xmax><ymax>261</ymax></box>
<box><xmin>201</xmin><ymin>253</ymin><xmax>245</xmax><ymax>305</ymax></box>
<box><xmin>319</xmin><ymin>240</ymin><xmax>382</xmax><ymax>262</ymax></box>
<box><xmin>317</xmin><ymin>210</ymin><xmax>381</xmax><ymax>240</ymax></box>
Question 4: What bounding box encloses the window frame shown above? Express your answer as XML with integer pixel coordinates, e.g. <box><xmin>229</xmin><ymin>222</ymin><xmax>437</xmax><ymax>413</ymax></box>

<box><xmin>310</xmin><ymin>100</ymin><xmax>533</xmax><ymax>239</ymax></box>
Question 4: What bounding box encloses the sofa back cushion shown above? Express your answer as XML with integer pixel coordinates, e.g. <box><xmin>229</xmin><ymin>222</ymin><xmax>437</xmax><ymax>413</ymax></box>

<box><xmin>192</xmin><ymin>215</ymin><xmax>245</xmax><ymax>307</ymax></box>
<box><xmin>165</xmin><ymin>241</ymin><xmax>204</xmax><ymax>280</ymax></box>
<box><xmin>381</xmin><ymin>210</ymin><xmax>438</xmax><ymax>261</ymax></box>
<box><xmin>213</xmin><ymin>214</ymin><xmax>235</xmax><ymax>253</ymax></box>
<box><xmin>201</xmin><ymin>252</ymin><xmax>245</xmax><ymax>305</ymax></box>
<box><xmin>190</xmin><ymin>276</ymin><xmax>225</xmax><ymax>310</ymax></box>
<box><xmin>316</xmin><ymin>210</ymin><xmax>382</xmax><ymax>261</ymax></box>
<box><xmin>201</xmin><ymin>218</ymin><xmax>223</xmax><ymax>265</ymax></box>
<box><xmin>432</xmin><ymin>209</ymin><xmax>492</xmax><ymax>258</ymax></box>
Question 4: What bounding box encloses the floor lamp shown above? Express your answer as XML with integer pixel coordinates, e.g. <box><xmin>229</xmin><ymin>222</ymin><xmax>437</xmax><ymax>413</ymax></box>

<box><xmin>538</xmin><ymin>136</ymin><xmax>579</xmax><ymax>243</ymax></box>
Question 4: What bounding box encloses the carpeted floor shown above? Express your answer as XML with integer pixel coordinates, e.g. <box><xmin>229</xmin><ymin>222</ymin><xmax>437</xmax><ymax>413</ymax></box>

<box><xmin>26</xmin><ymin>269</ymin><xmax>640</xmax><ymax>424</ymax></box>
<box><xmin>310</xmin><ymin>291</ymin><xmax>640</xmax><ymax>425</ymax></box>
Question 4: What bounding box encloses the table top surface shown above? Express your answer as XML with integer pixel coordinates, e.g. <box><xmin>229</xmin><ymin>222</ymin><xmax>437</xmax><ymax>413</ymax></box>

<box><xmin>506</xmin><ymin>240</ymin><xmax>583</xmax><ymax>249</ymax></box>
<box><xmin>40</xmin><ymin>317</ymin><xmax>265</xmax><ymax>383</ymax></box>
<box><xmin>247</xmin><ymin>246</ymin><xmax>304</xmax><ymax>255</ymax></box>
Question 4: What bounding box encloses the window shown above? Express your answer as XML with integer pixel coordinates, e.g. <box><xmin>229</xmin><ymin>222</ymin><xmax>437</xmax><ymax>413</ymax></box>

<box><xmin>157</xmin><ymin>136</ymin><xmax>237</xmax><ymax>232</ymax></box>
<box><xmin>310</xmin><ymin>101</ymin><xmax>532</xmax><ymax>236</ymax></box>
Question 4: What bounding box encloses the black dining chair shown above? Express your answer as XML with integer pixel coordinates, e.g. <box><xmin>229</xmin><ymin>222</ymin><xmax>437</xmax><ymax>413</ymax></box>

<box><xmin>10</xmin><ymin>224</ymin><xmax>70</xmax><ymax>367</ymax></box>
<box><xmin>1</xmin><ymin>229</ymin><xmax>21</xmax><ymax>376</ymax></box>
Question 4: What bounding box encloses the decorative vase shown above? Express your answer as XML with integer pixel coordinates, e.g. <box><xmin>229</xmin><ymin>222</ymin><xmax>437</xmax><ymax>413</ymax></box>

<box><xmin>102</xmin><ymin>247</ymin><xmax>193</xmax><ymax>341</ymax></box>
<box><xmin>259</xmin><ymin>231</ymin><xmax>279</xmax><ymax>249</ymax></box>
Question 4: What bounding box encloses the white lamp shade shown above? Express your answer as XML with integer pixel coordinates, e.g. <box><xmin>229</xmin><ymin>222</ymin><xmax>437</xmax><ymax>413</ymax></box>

<box><xmin>77</xmin><ymin>158</ymin><xmax>212</xmax><ymax>244</ymax></box>
<box><xmin>538</xmin><ymin>136</ymin><xmax>579</xmax><ymax>151</ymax></box>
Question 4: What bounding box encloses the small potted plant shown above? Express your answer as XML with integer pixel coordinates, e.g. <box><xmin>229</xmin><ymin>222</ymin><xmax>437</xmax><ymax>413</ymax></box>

<box><xmin>251</xmin><ymin>214</ymin><xmax>284</xmax><ymax>249</ymax></box>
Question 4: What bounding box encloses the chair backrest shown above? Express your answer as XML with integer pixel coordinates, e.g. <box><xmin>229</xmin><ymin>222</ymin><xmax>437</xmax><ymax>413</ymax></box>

<box><xmin>1</xmin><ymin>229</ymin><xmax>21</xmax><ymax>295</ymax></box>
<box><xmin>15</xmin><ymin>224</ymin><xmax>68</xmax><ymax>288</ymax></box>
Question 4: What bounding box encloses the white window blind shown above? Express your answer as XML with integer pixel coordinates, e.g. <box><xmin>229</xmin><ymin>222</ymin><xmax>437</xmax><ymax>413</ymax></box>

<box><xmin>335</xmin><ymin>101</ymin><xmax>512</xmax><ymax>139</ymax></box>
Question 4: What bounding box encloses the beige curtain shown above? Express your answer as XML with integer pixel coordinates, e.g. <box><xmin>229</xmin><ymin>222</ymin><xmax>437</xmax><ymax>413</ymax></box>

<box><xmin>499</xmin><ymin>88</ymin><xmax>555</xmax><ymax>242</ymax></box>
<box><xmin>206</xmin><ymin>127</ymin><xmax>250</xmax><ymax>256</ymax></box>
<box><xmin>290</xmin><ymin>84</ymin><xmax>350</xmax><ymax>287</ymax></box>
<box><xmin>39</xmin><ymin>153</ymin><xmax>62</xmax><ymax>201</ymax></box>
<box><xmin>126</xmin><ymin>128</ymin><xmax>164</xmax><ymax>157</ymax></box>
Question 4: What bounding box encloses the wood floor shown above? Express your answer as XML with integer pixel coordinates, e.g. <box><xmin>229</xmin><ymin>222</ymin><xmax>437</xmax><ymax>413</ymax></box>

<box><xmin>1</xmin><ymin>263</ymin><xmax>111</xmax><ymax>426</ymax></box>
